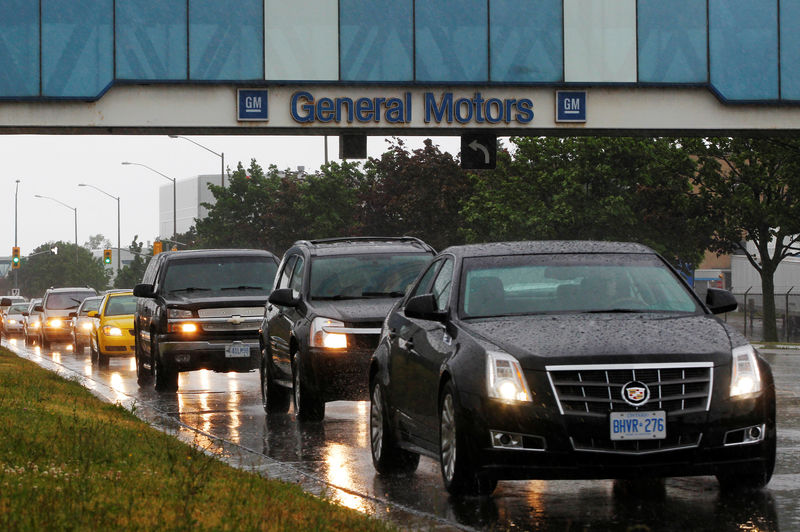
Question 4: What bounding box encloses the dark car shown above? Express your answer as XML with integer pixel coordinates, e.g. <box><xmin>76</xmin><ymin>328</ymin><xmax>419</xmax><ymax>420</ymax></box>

<box><xmin>36</xmin><ymin>287</ymin><xmax>98</xmax><ymax>349</ymax></box>
<box><xmin>134</xmin><ymin>249</ymin><xmax>279</xmax><ymax>392</ymax></box>
<box><xmin>369</xmin><ymin>241</ymin><xmax>775</xmax><ymax>496</ymax></box>
<box><xmin>259</xmin><ymin>237</ymin><xmax>435</xmax><ymax>421</ymax></box>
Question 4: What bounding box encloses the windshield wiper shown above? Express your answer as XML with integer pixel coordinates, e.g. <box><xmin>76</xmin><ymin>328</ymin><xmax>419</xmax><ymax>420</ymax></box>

<box><xmin>169</xmin><ymin>287</ymin><xmax>210</xmax><ymax>294</ymax></box>
<box><xmin>581</xmin><ymin>308</ymin><xmax>647</xmax><ymax>314</ymax></box>
<box><xmin>221</xmin><ymin>285</ymin><xmax>264</xmax><ymax>291</ymax></box>
<box><xmin>361</xmin><ymin>291</ymin><xmax>406</xmax><ymax>298</ymax></box>
<box><xmin>313</xmin><ymin>294</ymin><xmax>363</xmax><ymax>300</ymax></box>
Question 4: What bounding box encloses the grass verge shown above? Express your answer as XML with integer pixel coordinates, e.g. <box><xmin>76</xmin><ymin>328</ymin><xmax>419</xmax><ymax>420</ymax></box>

<box><xmin>0</xmin><ymin>347</ymin><xmax>393</xmax><ymax>531</ymax></box>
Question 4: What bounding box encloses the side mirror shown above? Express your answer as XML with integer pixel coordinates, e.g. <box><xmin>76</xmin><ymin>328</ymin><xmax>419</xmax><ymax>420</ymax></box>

<box><xmin>68</xmin><ymin>311</ymin><xmax>77</xmax><ymax>318</ymax></box>
<box><xmin>21</xmin><ymin>311</ymin><xmax>29</xmax><ymax>316</ymax></box>
<box><xmin>87</xmin><ymin>311</ymin><xmax>98</xmax><ymax>318</ymax></box>
<box><xmin>268</xmin><ymin>288</ymin><xmax>301</xmax><ymax>308</ymax></box>
<box><xmin>133</xmin><ymin>283</ymin><xmax>156</xmax><ymax>298</ymax></box>
<box><xmin>404</xmin><ymin>294</ymin><xmax>447</xmax><ymax>322</ymax></box>
<box><xmin>33</xmin><ymin>305</ymin><xmax>43</xmax><ymax>312</ymax></box>
<box><xmin>706</xmin><ymin>287</ymin><xmax>738</xmax><ymax>315</ymax></box>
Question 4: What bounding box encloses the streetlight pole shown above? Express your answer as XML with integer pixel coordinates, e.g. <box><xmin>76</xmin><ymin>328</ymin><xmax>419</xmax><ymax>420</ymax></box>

<box><xmin>168</xmin><ymin>135</ymin><xmax>225</xmax><ymax>187</ymax></box>
<box><xmin>14</xmin><ymin>180</ymin><xmax>20</xmax><ymax>290</ymax></box>
<box><xmin>78</xmin><ymin>183</ymin><xmax>121</xmax><ymax>272</ymax></box>
<box><xmin>121</xmin><ymin>162</ymin><xmax>177</xmax><ymax>243</ymax></box>
<box><xmin>34</xmin><ymin>194</ymin><xmax>78</xmax><ymax>264</ymax></box>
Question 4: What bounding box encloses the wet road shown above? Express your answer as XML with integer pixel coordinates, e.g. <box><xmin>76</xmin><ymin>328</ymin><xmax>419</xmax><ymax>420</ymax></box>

<box><xmin>3</xmin><ymin>337</ymin><xmax>799</xmax><ymax>531</ymax></box>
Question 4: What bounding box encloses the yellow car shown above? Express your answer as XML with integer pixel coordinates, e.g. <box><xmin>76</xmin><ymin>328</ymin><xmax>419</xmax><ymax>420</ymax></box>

<box><xmin>89</xmin><ymin>291</ymin><xmax>136</xmax><ymax>366</ymax></box>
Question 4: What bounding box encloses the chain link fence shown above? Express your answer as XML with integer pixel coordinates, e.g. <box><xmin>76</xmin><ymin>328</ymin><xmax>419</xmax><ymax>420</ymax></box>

<box><xmin>724</xmin><ymin>289</ymin><xmax>800</xmax><ymax>342</ymax></box>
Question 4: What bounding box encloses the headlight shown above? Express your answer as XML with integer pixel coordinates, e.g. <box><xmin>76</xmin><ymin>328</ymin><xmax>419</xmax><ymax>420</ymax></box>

<box><xmin>168</xmin><ymin>308</ymin><xmax>193</xmax><ymax>319</ymax></box>
<box><xmin>48</xmin><ymin>319</ymin><xmax>63</xmax><ymax>328</ymax></box>
<box><xmin>310</xmin><ymin>317</ymin><xmax>347</xmax><ymax>349</ymax></box>
<box><xmin>730</xmin><ymin>344</ymin><xmax>762</xmax><ymax>397</ymax></box>
<box><xmin>81</xmin><ymin>322</ymin><xmax>93</xmax><ymax>330</ymax></box>
<box><xmin>32</xmin><ymin>321</ymin><xmax>41</xmax><ymax>329</ymax></box>
<box><xmin>180</xmin><ymin>323</ymin><xmax>198</xmax><ymax>333</ymax></box>
<box><xmin>8</xmin><ymin>319</ymin><xmax>16</xmax><ymax>324</ymax></box>
<box><xmin>102</xmin><ymin>325</ymin><xmax>123</xmax><ymax>336</ymax></box>
<box><xmin>486</xmin><ymin>351</ymin><xmax>532</xmax><ymax>403</ymax></box>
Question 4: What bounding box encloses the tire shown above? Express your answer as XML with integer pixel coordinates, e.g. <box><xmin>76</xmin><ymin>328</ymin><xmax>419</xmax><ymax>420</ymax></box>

<box><xmin>153</xmin><ymin>337</ymin><xmax>178</xmax><ymax>392</ymax></box>
<box><xmin>98</xmin><ymin>352</ymin><xmax>110</xmax><ymax>367</ymax></box>
<box><xmin>370</xmin><ymin>379</ymin><xmax>420</xmax><ymax>475</ymax></box>
<box><xmin>439</xmin><ymin>381</ymin><xmax>497</xmax><ymax>496</ymax></box>
<box><xmin>89</xmin><ymin>336</ymin><xmax>99</xmax><ymax>363</ymax></box>
<box><xmin>261</xmin><ymin>346</ymin><xmax>290</xmax><ymax>414</ymax></box>
<box><xmin>40</xmin><ymin>333</ymin><xmax>50</xmax><ymax>351</ymax></box>
<box><xmin>292</xmin><ymin>353</ymin><xmax>324</xmax><ymax>421</ymax></box>
<box><xmin>135</xmin><ymin>334</ymin><xmax>152</xmax><ymax>386</ymax></box>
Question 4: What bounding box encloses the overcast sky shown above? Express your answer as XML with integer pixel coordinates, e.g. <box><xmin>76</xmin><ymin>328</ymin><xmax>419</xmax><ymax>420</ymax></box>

<box><xmin>2</xmin><ymin>135</ymin><xmax>461</xmax><ymax>257</ymax></box>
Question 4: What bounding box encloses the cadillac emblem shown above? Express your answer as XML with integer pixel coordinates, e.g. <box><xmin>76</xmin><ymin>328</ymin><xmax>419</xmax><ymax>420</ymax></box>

<box><xmin>621</xmin><ymin>381</ymin><xmax>650</xmax><ymax>407</ymax></box>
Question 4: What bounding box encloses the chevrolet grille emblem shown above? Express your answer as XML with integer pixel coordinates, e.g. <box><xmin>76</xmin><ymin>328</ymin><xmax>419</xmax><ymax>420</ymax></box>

<box><xmin>228</xmin><ymin>315</ymin><xmax>245</xmax><ymax>325</ymax></box>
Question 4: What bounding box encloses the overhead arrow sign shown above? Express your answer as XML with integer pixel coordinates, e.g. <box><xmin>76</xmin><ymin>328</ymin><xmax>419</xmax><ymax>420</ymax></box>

<box><xmin>461</xmin><ymin>134</ymin><xmax>497</xmax><ymax>170</ymax></box>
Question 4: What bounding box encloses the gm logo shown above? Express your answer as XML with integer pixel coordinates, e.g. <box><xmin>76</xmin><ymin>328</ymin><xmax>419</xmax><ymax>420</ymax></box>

<box><xmin>237</xmin><ymin>89</ymin><xmax>269</xmax><ymax>121</ymax></box>
<box><xmin>556</xmin><ymin>90</ymin><xmax>586</xmax><ymax>123</ymax></box>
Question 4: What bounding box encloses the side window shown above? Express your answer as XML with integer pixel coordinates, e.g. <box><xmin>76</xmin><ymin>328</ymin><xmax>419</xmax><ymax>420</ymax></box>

<box><xmin>407</xmin><ymin>260</ymin><xmax>441</xmax><ymax>301</ymax></box>
<box><xmin>289</xmin><ymin>256</ymin><xmax>305</xmax><ymax>292</ymax></box>
<box><xmin>276</xmin><ymin>256</ymin><xmax>298</xmax><ymax>290</ymax></box>
<box><xmin>432</xmin><ymin>259</ymin><xmax>454</xmax><ymax>311</ymax></box>
<box><xmin>142</xmin><ymin>255</ymin><xmax>161</xmax><ymax>284</ymax></box>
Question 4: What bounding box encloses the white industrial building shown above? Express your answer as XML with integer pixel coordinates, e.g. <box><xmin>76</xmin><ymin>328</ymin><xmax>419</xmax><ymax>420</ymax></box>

<box><xmin>158</xmin><ymin>174</ymin><xmax>224</xmax><ymax>239</ymax></box>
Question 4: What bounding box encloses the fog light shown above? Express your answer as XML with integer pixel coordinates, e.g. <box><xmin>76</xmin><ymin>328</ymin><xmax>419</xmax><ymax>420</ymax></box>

<box><xmin>749</xmin><ymin>426</ymin><xmax>762</xmax><ymax>440</ymax></box>
<box><xmin>724</xmin><ymin>424</ymin><xmax>766</xmax><ymax>446</ymax></box>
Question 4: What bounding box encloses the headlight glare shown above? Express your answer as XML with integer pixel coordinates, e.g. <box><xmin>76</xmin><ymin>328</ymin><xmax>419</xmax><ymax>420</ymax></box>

<box><xmin>82</xmin><ymin>322</ymin><xmax>93</xmax><ymax>330</ymax></box>
<box><xmin>102</xmin><ymin>325</ymin><xmax>123</xmax><ymax>336</ymax></box>
<box><xmin>48</xmin><ymin>319</ymin><xmax>63</xmax><ymax>328</ymax></box>
<box><xmin>487</xmin><ymin>351</ymin><xmax>532</xmax><ymax>403</ymax></box>
<box><xmin>180</xmin><ymin>323</ymin><xmax>198</xmax><ymax>333</ymax></box>
<box><xmin>730</xmin><ymin>344</ymin><xmax>762</xmax><ymax>397</ymax></box>
<box><xmin>310</xmin><ymin>317</ymin><xmax>347</xmax><ymax>349</ymax></box>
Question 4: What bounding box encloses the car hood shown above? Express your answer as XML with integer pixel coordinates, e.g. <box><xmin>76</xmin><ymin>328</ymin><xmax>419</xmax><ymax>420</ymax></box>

<box><xmin>309</xmin><ymin>298</ymin><xmax>398</xmax><ymax>324</ymax></box>
<box><xmin>461</xmin><ymin>313</ymin><xmax>735</xmax><ymax>368</ymax></box>
<box><xmin>101</xmin><ymin>314</ymin><xmax>134</xmax><ymax>327</ymax></box>
<box><xmin>162</xmin><ymin>294</ymin><xmax>268</xmax><ymax>309</ymax></box>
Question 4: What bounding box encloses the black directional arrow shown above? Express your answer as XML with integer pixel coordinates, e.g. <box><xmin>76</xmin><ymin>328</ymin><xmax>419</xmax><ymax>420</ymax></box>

<box><xmin>461</xmin><ymin>134</ymin><xmax>497</xmax><ymax>170</ymax></box>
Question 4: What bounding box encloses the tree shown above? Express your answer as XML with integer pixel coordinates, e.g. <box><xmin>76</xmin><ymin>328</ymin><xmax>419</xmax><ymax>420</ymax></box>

<box><xmin>360</xmin><ymin>138</ymin><xmax>471</xmax><ymax>251</ymax></box>
<box><xmin>689</xmin><ymin>137</ymin><xmax>800</xmax><ymax>342</ymax></box>
<box><xmin>17</xmin><ymin>241</ymin><xmax>110</xmax><ymax>297</ymax></box>
<box><xmin>461</xmin><ymin>136</ymin><xmax>712</xmax><ymax>266</ymax></box>
<box><xmin>84</xmin><ymin>234</ymin><xmax>111</xmax><ymax>250</ymax></box>
<box><xmin>113</xmin><ymin>236</ymin><xmax>149</xmax><ymax>288</ymax></box>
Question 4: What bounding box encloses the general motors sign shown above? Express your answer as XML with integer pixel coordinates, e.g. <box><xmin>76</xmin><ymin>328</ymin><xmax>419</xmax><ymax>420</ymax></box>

<box><xmin>556</xmin><ymin>90</ymin><xmax>586</xmax><ymax>123</ymax></box>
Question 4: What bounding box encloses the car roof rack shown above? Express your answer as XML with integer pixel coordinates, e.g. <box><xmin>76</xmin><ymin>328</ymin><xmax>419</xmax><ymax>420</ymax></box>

<box><xmin>293</xmin><ymin>236</ymin><xmax>434</xmax><ymax>252</ymax></box>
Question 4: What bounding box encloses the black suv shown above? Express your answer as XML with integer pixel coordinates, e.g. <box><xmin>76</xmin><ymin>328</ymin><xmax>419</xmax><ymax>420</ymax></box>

<box><xmin>259</xmin><ymin>237</ymin><xmax>435</xmax><ymax>421</ymax></box>
<box><xmin>133</xmin><ymin>249</ymin><xmax>279</xmax><ymax>391</ymax></box>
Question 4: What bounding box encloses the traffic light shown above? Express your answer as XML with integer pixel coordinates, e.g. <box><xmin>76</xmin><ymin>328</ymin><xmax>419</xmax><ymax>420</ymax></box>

<box><xmin>11</xmin><ymin>247</ymin><xmax>20</xmax><ymax>269</ymax></box>
<box><xmin>103</xmin><ymin>249</ymin><xmax>112</xmax><ymax>264</ymax></box>
<box><xmin>153</xmin><ymin>241</ymin><xmax>163</xmax><ymax>254</ymax></box>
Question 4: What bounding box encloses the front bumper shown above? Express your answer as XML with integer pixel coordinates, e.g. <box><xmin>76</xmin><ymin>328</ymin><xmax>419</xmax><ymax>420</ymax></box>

<box><xmin>456</xmin><ymin>388</ymin><xmax>775</xmax><ymax>481</ymax></box>
<box><xmin>42</xmin><ymin>326</ymin><xmax>72</xmax><ymax>341</ymax></box>
<box><xmin>4</xmin><ymin>322</ymin><xmax>24</xmax><ymax>334</ymax></box>
<box><xmin>158</xmin><ymin>336</ymin><xmax>260</xmax><ymax>373</ymax></box>
<box><xmin>98</xmin><ymin>332</ymin><xmax>135</xmax><ymax>357</ymax></box>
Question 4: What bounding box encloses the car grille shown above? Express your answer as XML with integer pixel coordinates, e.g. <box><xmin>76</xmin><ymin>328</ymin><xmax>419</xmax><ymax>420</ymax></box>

<box><xmin>570</xmin><ymin>431</ymin><xmax>703</xmax><ymax>455</ymax></box>
<box><xmin>197</xmin><ymin>307</ymin><xmax>264</xmax><ymax>318</ymax></box>
<box><xmin>546</xmin><ymin>362</ymin><xmax>713</xmax><ymax>418</ymax></box>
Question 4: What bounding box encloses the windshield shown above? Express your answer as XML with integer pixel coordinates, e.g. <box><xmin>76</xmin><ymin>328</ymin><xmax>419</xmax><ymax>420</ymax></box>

<box><xmin>45</xmin><ymin>291</ymin><xmax>96</xmax><ymax>311</ymax></box>
<box><xmin>161</xmin><ymin>256</ymin><xmax>278</xmax><ymax>297</ymax></box>
<box><xmin>7</xmin><ymin>303</ymin><xmax>28</xmax><ymax>314</ymax></box>
<box><xmin>310</xmin><ymin>253</ymin><xmax>432</xmax><ymax>299</ymax></box>
<box><xmin>79</xmin><ymin>298</ymin><xmax>102</xmax><ymax>315</ymax></box>
<box><xmin>104</xmin><ymin>295</ymin><xmax>136</xmax><ymax>316</ymax></box>
<box><xmin>461</xmin><ymin>253</ymin><xmax>701</xmax><ymax>318</ymax></box>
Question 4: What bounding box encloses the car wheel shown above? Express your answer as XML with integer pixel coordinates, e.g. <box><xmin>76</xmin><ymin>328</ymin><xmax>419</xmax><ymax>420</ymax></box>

<box><xmin>716</xmin><ymin>427</ymin><xmax>776</xmax><ymax>492</ymax></box>
<box><xmin>292</xmin><ymin>353</ymin><xmax>324</xmax><ymax>421</ymax></box>
<box><xmin>439</xmin><ymin>381</ymin><xmax>497</xmax><ymax>496</ymax></box>
<box><xmin>370</xmin><ymin>379</ymin><xmax>420</xmax><ymax>475</ymax></box>
<box><xmin>153</xmin><ymin>337</ymin><xmax>178</xmax><ymax>392</ymax></box>
<box><xmin>40</xmin><ymin>333</ymin><xmax>50</xmax><ymax>351</ymax></box>
<box><xmin>135</xmin><ymin>336</ymin><xmax>152</xmax><ymax>386</ymax></box>
<box><xmin>261</xmin><ymin>347</ymin><xmax>290</xmax><ymax>414</ymax></box>
<box><xmin>89</xmin><ymin>336</ymin><xmax>99</xmax><ymax>363</ymax></box>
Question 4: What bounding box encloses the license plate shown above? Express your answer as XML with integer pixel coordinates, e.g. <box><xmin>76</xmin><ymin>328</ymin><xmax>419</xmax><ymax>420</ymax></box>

<box><xmin>225</xmin><ymin>342</ymin><xmax>250</xmax><ymax>358</ymax></box>
<box><xmin>610</xmin><ymin>411</ymin><xmax>666</xmax><ymax>440</ymax></box>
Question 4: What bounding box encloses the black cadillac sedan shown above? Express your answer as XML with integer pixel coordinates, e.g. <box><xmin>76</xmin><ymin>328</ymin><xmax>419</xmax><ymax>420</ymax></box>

<box><xmin>368</xmin><ymin>241</ymin><xmax>775</xmax><ymax>496</ymax></box>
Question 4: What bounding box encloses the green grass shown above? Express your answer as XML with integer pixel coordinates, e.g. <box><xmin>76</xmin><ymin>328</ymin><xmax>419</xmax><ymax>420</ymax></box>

<box><xmin>0</xmin><ymin>347</ymin><xmax>393</xmax><ymax>531</ymax></box>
